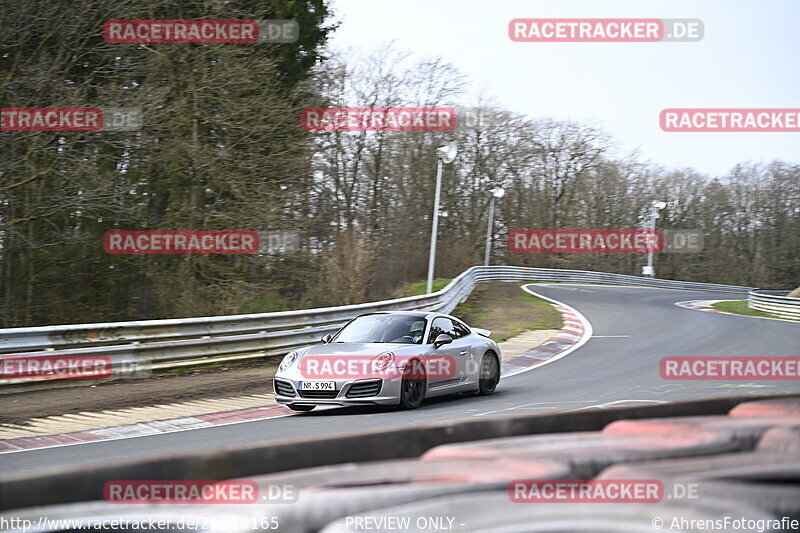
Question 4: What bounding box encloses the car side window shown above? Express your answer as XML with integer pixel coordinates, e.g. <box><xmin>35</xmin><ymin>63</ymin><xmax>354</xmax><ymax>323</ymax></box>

<box><xmin>428</xmin><ymin>317</ymin><xmax>453</xmax><ymax>343</ymax></box>
<box><xmin>452</xmin><ymin>321</ymin><xmax>471</xmax><ymax>338</ymax></box>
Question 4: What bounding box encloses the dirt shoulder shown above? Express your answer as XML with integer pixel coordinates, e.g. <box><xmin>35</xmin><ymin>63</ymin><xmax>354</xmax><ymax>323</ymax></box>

<box><xmin>0</xmin><ymin>358</ymin><xmax>278</xmax><ymax>426</ymax></box>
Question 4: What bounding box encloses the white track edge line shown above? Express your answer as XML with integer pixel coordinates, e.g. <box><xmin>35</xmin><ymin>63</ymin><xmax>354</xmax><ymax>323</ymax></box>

<box><xmin>500</xmin><ymin>284</ymin><xmax>594</xmax><ymax>379</ymax></box>
<box><xmin>675</xmin><ymin>300</ymin><xmax>800</xmax><ymax>325</ymax></box>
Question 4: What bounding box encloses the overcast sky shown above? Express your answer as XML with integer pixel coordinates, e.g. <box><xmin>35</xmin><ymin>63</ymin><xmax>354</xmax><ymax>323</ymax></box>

<box><xmin>328</xmin><ymin>0</ymin><xmax>799</xmax><ymax>177</ymax></box>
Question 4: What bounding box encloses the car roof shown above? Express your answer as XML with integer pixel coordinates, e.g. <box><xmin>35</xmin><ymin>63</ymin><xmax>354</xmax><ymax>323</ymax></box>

<box><xmin>355</xmin><ymin>311</ymin><xmax>471</xmax><ymax>330</ymax></box>
<box><xmin>367</xmin><ymin>311</ymin><xmax>431</xmax><ymax>319</ymax></box>
<box><xmin>365</xmin><ymin>311</ymin><xmax>465</xmax><ymax>322</ymax></box>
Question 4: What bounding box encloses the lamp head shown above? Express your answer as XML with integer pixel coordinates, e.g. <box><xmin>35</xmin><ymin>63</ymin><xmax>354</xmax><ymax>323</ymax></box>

<box><xmin>437</xmin><ymin>141</ymin><xmax>458</xmax><ymax>164</ymax></box>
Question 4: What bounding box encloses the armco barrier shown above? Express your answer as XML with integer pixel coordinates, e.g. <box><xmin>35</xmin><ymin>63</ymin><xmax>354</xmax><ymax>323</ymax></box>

<box><xmin>749</xmin><ymin>289</ymin><xmax>800</xmax><ymax>320</ymax></box>
<box><xmin>0</xmin><ymin>266</ymin><xmax>753</xmax><ymax>388</ymax></box>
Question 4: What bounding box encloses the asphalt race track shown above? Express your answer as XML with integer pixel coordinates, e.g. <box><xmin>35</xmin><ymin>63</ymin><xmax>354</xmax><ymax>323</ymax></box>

<box><xmin>2</xmin><ymin>284</ymin><xmax>799</xmax><ymax>476</ymax></box>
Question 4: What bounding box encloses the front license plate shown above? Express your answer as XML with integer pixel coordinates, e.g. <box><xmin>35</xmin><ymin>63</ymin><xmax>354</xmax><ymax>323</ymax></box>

<box><xmin>297</xmin><ymin>381</ymin><xmax>336</xmax><ymax>391</ymax></box>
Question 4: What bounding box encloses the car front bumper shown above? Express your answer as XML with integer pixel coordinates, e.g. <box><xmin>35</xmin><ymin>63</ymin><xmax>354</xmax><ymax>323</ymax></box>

<box><xmin>273</xmin><ymin>372</ymin><xmax>403</xmax><ymax>407</ymax></box>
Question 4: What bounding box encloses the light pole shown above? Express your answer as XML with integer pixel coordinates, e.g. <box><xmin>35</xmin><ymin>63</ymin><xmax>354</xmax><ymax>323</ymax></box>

<box><xmin>484</xmin><ymin>187</ymin><xmax>505</xmax><ymax>266</ymax></box>
<box><xmin>643</xmin><ymin>200</ymin><xmax>666</xmax><ymax>277</ymax></box>
<box><xmin>427</xmin><ymin>142</ymin><xmax>457</xmax><ymax>294</ymax></box>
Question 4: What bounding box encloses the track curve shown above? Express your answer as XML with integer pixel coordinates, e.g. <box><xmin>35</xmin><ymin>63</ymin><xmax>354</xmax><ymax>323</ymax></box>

<box><xmin>2</xmin><ymin>284</ymin><xmax>798</xmax><ymax>476</ymax></box>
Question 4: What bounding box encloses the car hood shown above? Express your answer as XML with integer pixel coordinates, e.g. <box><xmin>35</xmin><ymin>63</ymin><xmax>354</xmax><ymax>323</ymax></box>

<box><xmin>297</xmin><ymin>343</ymin><xmax>428</xmax><ymax>368</ymax></box>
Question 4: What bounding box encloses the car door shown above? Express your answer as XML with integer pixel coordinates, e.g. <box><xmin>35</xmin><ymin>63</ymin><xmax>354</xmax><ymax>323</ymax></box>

<box><xmin>451</xmin><ymin>319</ymin><xmax>478</xmax><ymax>383</ymax></box>
<box><xmin>426</xmin><ymin>317</ymin><xmax>467</xmax><ymax>388</ymax></box>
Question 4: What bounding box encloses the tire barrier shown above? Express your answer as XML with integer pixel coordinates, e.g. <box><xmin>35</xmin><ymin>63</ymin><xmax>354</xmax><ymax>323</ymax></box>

<box><xmin>696</xmin><ymin>481</ymin><xmax>800</xmax><ymax>523</ymax></box>
<box><xmin>421</xmin><ymin>430</ymin><xmax>742</xmax><ymax>478</ymax></box>
<box><xmin>729</xmin><ymin>398</ymin><xmax>800</xmax><ymax>418</ymax></box>
<box><xmin>757</xmin><ymin>426</ymin><xmax>800</xmax><ymax>453</ymax></box>
<box><xmin>597</xmin><ymin>453</ymin><xmax>800</xmax><ymax>522</ymax></box>
<box><xmin>598</xmin><ymin>451</ymin><xmax>800</xmax><ymax>485</ymax></box>
<box><xmin>317</xmin><ymin>492</ymin><xmax>776</xmax><ymax>533</ymax></box>
<box><xmin>0</xmin><ymin>394</ymin><xmax>761</xmax><ymax>511</ymax></box>
<box><xmin>3</xmin><ymin>394</ymin><xmax>800</xmax><ymax>532</ymax></box>
<box><xmin>603</xmin><ymin>415</ymin><xmax>800</xmax><ymax>449</ymax></box>
<box><xmin>597</xmin><ymin>409</ymin><xmax>800</xmax><ymax>522</ymax></box>
<box><xmin>238</xmin><ymin>458</ymin><xmax>571</xmax><ymax>533</ymax></box>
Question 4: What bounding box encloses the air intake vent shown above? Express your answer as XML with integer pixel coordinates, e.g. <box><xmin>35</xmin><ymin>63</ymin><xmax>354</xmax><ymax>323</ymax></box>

<box><xmin>274</xmin><ymin>379</ymin><xmax>296</xmax><ymax>397</ymax></box>
<box><xmin>346</xmin><ymin>379</ymin><xmax>382</xmax><ymax>398</ymax></box>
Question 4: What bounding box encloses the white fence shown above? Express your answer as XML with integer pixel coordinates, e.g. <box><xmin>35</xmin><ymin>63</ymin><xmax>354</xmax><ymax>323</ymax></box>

<box><xmin>748</xmin><ymin>289</ymin><xmax>800</xmax><ymax>321</ymax></box>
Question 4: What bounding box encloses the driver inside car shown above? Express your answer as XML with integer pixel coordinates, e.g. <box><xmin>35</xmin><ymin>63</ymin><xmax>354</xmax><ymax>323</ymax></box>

<box><xmin>386</xmin><ymin>319</ymin><xmax>426</xmax><ymax>344</ymax></box>
<box><xmin>409</xmin><ymin>320</ymin><xmax>425</xmax><ymax>344</ymax></box>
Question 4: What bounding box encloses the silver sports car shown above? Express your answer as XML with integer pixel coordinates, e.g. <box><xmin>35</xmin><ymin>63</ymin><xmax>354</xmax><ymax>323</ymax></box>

<box><xmin>273</xmin><ymin>311</ymin><xmax>501</xmax><ymax>411</ymax></box>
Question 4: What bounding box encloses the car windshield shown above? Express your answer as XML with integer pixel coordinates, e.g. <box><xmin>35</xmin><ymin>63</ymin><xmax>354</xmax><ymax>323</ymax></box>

<box><xmin>334</xmin><ymin>314</ymin><xmax>426</xmax><ymax>344</ymax></box>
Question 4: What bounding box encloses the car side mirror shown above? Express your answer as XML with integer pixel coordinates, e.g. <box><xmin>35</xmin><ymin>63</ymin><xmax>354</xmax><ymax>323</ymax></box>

<box><xmin>433</xmin><ymin>333</ymin><xmax>453</xmax><ymax>348</ymax></box>
<box><xmin>321</xmin><ymin>334</ymin><xmax>333</xmax><ymax>344</ymax></box>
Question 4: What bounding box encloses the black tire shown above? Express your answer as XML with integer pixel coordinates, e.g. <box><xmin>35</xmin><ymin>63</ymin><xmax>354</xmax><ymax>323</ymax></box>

<box><xmin>477</xmin><ymin>352</ymin><xmax>499</xmax><ymax>395</ymax></box>
<box><xmin>288</xmin><ymin>404</ymin><xmax>315</xmax><ymax>412</ymax></box>
<box><xmin>399</xmin><ymin>359</ymin><xmax>426</xmax><ymax>409</ymax></box>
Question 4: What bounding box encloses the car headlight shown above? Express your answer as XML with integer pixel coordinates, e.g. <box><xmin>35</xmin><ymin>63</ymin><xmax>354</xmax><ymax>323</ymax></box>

<box><xmin>279</xmin><ymin>351</ymin><xmax>299</xmax><ymax>372</ymax></box>
<box><xmin>371</xmin><ymin>351</ymin><xmax>395</xmax><ymax>371</ymax></box>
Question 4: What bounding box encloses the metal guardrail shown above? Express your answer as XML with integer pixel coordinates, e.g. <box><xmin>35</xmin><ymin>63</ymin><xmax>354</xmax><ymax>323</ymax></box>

<box><xmin>0</xmin><ymin>266</ymin><xmax>754</xmax><ymax>387</ymax></box>
<box><xmin>748</xmin><ymin>289</ymin><xmax>800</xmax><ymax>320</ymax></box>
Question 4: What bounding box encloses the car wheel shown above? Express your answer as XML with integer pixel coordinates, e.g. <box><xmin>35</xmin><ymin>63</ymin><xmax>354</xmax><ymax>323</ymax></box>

<box><xmin>399</xmin><ymin>360</ymin><xmax>426</xmax><ymax>409</ymax></box>
<box><xmin>477</xmin><ymin>352</ymin><xmax>499</xmax><ymax>395</ymax></box>
<box><xmin>288</xmin><ymin>404</ymin><xmax>315</xmax><ymax>412</ymax></box>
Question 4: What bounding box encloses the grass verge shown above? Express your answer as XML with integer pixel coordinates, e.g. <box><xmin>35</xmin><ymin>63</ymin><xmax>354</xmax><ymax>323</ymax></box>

<box><xmin>712</xmin><ymin>300</ymin><xmax>800</xmax><ymax>322</ymax></box>
<box><xmin>453</xmin><ymin>282</ymin><xmax>563</xmax><ymax>342</ymax></box>
<box><xmin>401</xmin><ymin>278</ymin><xmax>452</xmax><ymax>297</ymax></box>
